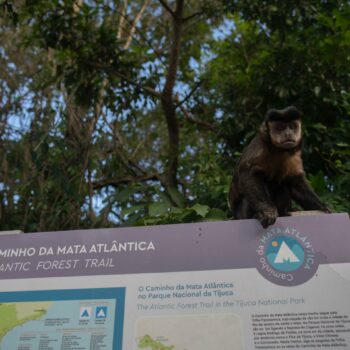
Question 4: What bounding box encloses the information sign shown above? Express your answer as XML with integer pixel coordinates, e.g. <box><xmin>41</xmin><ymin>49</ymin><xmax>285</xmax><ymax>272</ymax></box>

<box><xmin>0</xmin><ymin>213</ymin><xmax>349</xmax><ymax>349</ymax></box>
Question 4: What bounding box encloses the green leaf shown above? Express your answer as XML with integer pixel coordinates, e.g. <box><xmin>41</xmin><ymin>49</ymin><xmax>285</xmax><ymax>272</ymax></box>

<box><xmin>311</xmin><ymin>123</ymin><xmax>327</xmax><ymax>131</ymax></box>
<box><xmin>115</xmin><ymin>187</ymin><xmax>136</xmax><ymax>202</ymax></box>
<box><xmin>308</xmin><ymin>172</ymin><xmax>326</xmax><ymax>194</ymax></box>
<box><xmin>157</xmin><ymin>191</ymin><xmax>173</xmax><ymax>206</ymax></box>
<box><xmin>314</xmin><ymin>86</ymin><xmax>321</xmax><ymax>96</ymax></box>
<box><xmin>336</xmin><ymin>142</ymin><xmax>350</xmax><ymax>148</ymax></box>
<box><xmin>121</xmin><ymin>205</ymin><xmax>145</xmax><ymax>217</ymax></box>
<box><xmin>148</xmin><ymin>202</ymin><xmax>170</xmax><ymax>217</ymax></box>
<box><xmin>191</xmin><ymin>204</ymin><xmax>210</xmax><ymax>217</ymax></box>
<box><xmin>204</xmin><ymin>208</ymin><xmax>228</xmax><ymax>221</ymax></box>
<box><xmin>167</xmin><ymin>188</ymin><xmax>186</xmax><ymax>208</ymax></box>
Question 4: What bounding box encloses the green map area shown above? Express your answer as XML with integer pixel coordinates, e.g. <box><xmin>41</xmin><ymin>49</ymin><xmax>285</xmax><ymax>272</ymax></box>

<box><xmin>138</xmin><ymin>335</ymin><xmax>174</xmax><ymax>350</ymax></box>
<box><xmin>0</xmin><ymin>302</ymin><xmax>52</xmax><ymax>342</ymax></box>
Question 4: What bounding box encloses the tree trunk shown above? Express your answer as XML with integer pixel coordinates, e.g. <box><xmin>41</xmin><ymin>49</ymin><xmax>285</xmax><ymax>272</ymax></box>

<box><xmin>160</xmin><ymin>0</ymin><xmax>184</xmax><ymax>190</ymax></box>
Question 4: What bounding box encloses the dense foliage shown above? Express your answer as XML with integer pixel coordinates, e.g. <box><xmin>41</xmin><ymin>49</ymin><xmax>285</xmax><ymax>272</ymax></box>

<box><xmin>0</xmin><ymin>0</ymin><xmax>349</xmax><ymax>232</ymax></box>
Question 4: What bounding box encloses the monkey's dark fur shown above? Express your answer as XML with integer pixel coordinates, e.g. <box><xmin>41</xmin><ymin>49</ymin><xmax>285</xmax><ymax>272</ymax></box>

<box><xmin>229</xmin><ymin>106</ymin><xmax>329</xmax><ymax>228</ymax></box>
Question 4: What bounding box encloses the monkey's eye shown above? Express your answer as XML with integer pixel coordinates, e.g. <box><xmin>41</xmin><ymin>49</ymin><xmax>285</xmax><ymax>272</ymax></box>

<box><xmin>289</xmin><ymin>122</ymin><xmax>299</xmax><ymax>130</ymax></box>
<box><xmin>273</xmin><ymin>122</ymin><xmax>286</xmax><ymax>131</ymax></box>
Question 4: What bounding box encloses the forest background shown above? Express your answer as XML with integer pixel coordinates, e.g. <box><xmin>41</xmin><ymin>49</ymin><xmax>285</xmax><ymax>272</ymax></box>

<box><xmin>0</xmin><ymin>0</ymin><xmax>349</xmax><ymax>233</ymax></box>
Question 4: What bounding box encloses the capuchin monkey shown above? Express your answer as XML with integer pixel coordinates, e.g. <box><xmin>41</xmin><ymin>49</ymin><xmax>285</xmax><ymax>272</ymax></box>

<box><xmin>229</xmin><ymin>106</ymin><xmax>330</xmax><ymax>228</ymax></box>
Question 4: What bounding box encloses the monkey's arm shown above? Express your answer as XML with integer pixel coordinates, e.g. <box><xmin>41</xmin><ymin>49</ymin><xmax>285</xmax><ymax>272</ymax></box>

<box><xmin>288</xmin><ymin>175</ymin><xmax>330</xmax><ymax>211</ymax></box>
<box><xmin>240</xmin><ymin>169</ymin><xmax>278</xmax><ymax>228</ymax></box>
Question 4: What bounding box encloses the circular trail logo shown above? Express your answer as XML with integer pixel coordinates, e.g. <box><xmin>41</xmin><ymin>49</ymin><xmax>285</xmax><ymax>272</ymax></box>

<box><xmin>256</xmin><ymin>227</ymin><xmax>319</xmax><ymax>286</ymax></box>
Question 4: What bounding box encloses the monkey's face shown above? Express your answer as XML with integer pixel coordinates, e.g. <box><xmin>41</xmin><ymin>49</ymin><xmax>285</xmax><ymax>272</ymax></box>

<box><xmin>268</xmin><ymin>120</ymin><xmax>301</xmax><ymax>149</ymax></box>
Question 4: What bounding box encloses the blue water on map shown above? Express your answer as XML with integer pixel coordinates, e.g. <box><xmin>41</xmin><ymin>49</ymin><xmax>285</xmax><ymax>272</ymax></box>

<box><xmin>0</xmin><ymin>299</ymin><xmax>116</xmax><ymax>350</ymax></box>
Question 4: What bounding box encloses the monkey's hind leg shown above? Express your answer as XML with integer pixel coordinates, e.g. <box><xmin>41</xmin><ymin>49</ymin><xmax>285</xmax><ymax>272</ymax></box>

<box><xmin>233</xmin><ymin>198</ymin><xmax>254</xmax><ymax>220</ymax></box>
<box><xmin>270</xmin><ymin>186</ymin><xmax>292</xmax><ymax>217</ymax></box>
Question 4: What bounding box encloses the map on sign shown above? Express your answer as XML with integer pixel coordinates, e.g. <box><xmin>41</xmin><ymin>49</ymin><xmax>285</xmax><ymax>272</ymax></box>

<box><xmin>0</xmin><ymin>288</ymin><xmax>125</xmax><ymax>350</ymax></box>
<box><xmin>136</xmin><ymin>314</ymin><xmax>243</xmax><ymax>350</ymax></box>
<box><xmin>0</xmin><ymin>301</ymin><xmax>52</xmax><ymax>342</ymax></box>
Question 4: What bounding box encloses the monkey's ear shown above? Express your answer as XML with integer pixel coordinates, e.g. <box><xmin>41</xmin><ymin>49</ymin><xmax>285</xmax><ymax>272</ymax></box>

<box><xmin>284</xmin><ymin>106</ymin><xmax>301</xmax><ymax>120</ymax></box>
<box><xmin>265</xmin><ymin>109</ymin><xmax>281</xmax><ymax>122</ymax></box>
<box><xmin>260</xmin><ymin>122</ymin><xmax>269</xmax><ymax>135</ymax></box>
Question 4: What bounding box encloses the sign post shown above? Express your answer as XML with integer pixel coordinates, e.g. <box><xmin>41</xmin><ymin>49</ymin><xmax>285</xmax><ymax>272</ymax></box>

<box><xmin>0</xmin><ymin>213</ymin><xmax>349</xmax><ymax>349</ymax></box>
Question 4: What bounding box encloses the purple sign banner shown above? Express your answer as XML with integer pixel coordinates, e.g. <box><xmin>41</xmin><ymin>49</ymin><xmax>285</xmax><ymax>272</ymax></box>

<box><xmin>0</xmin><ymin>213</ymin><xmax>349</xmax><ymax>283</ymax></box>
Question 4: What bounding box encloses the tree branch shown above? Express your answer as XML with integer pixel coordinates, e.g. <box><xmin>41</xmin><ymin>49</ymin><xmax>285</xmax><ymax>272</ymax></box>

<box><xmin>158</xmin><ymin>0</ymin><xmax>175</xmax><ymax>18</ymax></box>
<box><xmin>177</xmin><ymin>103</ymin><xmax>217</xmax><ymax>132</ymax></box>
<box><xmin>175</xmin><ymin>80</ymin><xmax>202</xmax><ymax>108</ymax></box>
<box><xmin>182</xmin><ymin>11</ymin><xmax>204</xmax><ymax>23</ymax></box>
<box><xmin>90</xmin><ymin>61</ymin><xmax>161</xmax><ymax>98</ymax></box>
<box><xmin>113</xmin><ymin>69</ymin><xmax>162</xmax><ymax>98</ymax></box>
<box><xmin>123</xmin><ymin>0</ymin><xmax>151</xmax><ymax>50</ymax></box>
<box><xmin>117</xmin><ymin>0</ymin><xmax>128</xmax><ymax>40</ymax></box>
<box><xmin>111</xmin><ymin>4</ymin><xmax>165</xmax><ymax>63</ymax></box>
<box><xmin>92</xmin><ymin>173</ymin><xmax>161</xmax><ymax>190</ymax></box>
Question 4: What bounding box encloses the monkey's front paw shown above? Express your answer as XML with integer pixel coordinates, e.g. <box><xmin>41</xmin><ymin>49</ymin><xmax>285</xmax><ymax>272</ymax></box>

<box><xmin>255</xmin><ymin>208</ymin><xmax>278</xmax><ymax>228</ymax></box>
